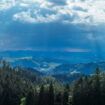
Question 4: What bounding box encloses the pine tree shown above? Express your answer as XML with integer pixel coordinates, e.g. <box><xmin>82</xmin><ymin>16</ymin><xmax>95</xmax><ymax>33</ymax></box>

<box><xmin>55</xmin><ymin>92</ymin><xmax>62</xmax><ymax>105</ymax></box>
<box><xmin>38</xmin><ymin>85</ymin><xmax>45</xmax><ymax>105</ymax></box>
<box><xmin>48</xmin><ymin>83</ymin><xmax>54</xmax><ymax>105</ymax></box>
<box><xmin>72</xmin><ymin>77</ymin><xmax>83</xmax><ymax>105</ymax></box>
<box><xmin>93</xmin><ymin>68</ymin><xmax>101</xmax><ymax>105</ymax></box>
<box><xmin>82</xmin><ymin>75</ymin><xmax>92</xmax><ymax>105</ymax></box>
<box><xmin>26</xmin><ymin>91</ymin><xmax>35</xmax><ymax>105</ymax></box>
<box><xmin>63</xmin><ymin>84</ymin><xmax>70</xmax><ymax>105</ymax></box>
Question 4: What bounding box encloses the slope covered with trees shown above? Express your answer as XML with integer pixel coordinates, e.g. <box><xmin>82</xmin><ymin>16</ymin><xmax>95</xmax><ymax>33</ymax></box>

<box><xmin>0</xmin><ymin>60</ymin><xmax>105</xmax><ymax>105</ymax></box>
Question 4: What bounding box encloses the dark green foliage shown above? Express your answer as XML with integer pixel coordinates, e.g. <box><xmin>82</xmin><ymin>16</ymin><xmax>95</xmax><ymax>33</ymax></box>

<box><xmin>38</xmin><ymin>85</ymin><xmax>45</xmax><ymax>105</ymax></box>
<box><xmin>62</xmin><ymin>84</ymin><xmax>70</xmax><ymax>105</ymax></box>
<box><xmin>48</xmin><ymin>83</ymin><xmax>54</xmax><ymax>105</ymax></box>
<box><xmin>26</xmin><ymin>91</ymin><xmax>35</xmax><ymax>105</ymax></box>
<box><xmin>72</xmin><ymin>68</ymin><xmax>103</xmax><ymax>105</ymax></box>
<box><xmin>20</xmin><ymin>97</ymin><xmax>26</xmax><ymax>105</ymax></box>
<box><xmin>55</xmin><ymin>92</ymin><xmax>62</xmax><ymax>105</ymax></box>
<box><xmin>1</xmin><ymin>60</ymin><xmax>105</xmax><ymax>105</ymax></box>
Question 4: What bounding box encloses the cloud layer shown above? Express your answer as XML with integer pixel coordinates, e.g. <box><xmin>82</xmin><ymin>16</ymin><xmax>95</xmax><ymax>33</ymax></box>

<box><xmin>0</xmin><ymin>0</ymin><xmax>105</xmax><ymax>25</ymax></box>
<box><xmin>0</xmin><ymin>0</ymin><xmax>105</xmax><ymax>54</ymax></box>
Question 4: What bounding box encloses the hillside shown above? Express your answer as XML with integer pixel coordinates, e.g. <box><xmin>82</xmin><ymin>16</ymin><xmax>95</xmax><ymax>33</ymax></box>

<box><xmin>0</xmin><ymin>59</ymin><xmax>105</xmax><ymax>105</ymax></box>
<box><xmin>3</xmin><ymin>56</ymin><xmax>105</xmax><ymax>75</ymax></box>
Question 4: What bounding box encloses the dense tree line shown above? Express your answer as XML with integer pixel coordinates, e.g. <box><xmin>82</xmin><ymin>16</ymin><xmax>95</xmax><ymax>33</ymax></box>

<box><xmin>1</xmin><ymin>60</ymin><xmax>105</xmax><ymax>105</ymax></box>
<box><xmin>24</xmin><ymin>68</ymin><xmax>105</xmax><ymax>105</ymax></box>
<box><xmin>72</xmin><ymin>68</ymin><xmax>105</xmax><ymax>105</ymax></box>
<box><xmin>0</xmin><ymin>60</ymin><xmax>69</xmax><ymax>105</ymax></box>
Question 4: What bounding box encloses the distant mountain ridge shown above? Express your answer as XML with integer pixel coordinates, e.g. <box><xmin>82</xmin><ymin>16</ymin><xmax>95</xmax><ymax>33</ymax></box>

<box><xmin>0</xmin><ymin>50</ymin><xmax>105</xmax><ymax>76</ymax></box>
<box><xmin>49</xmin><ymin>62</ymin><xmax>105</xmax><ymax>74</ymax></box>
<box><xmin>0</xmin><ymin>50</ymin><xmax>105</xmax><ymax>83</ymax></box>
<box><xmin>0</xmin><ymin>50</ymin><xmax>105</xmax><ymax>63</ymax></box>
<box><xmin>1</xmin><ymin>56</ymin><xmax>105</xmax><ymax>75</ymax></box>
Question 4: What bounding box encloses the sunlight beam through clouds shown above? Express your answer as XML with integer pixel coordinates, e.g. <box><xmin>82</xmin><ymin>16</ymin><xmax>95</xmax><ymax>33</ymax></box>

<box><xmin>0</xmin><ymin>0</ymin><xmax>105</xmax><ymax>56</ymax></box>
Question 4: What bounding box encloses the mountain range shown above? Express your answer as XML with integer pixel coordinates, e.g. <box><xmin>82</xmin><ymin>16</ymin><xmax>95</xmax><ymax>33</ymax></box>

<box><xmin>0</xmin><ymin>50</ymin><xmax>105</xmax><ymax>83</ymax></box>
<box><xmin>0</xmin><ymin>51</ymin><xmax>104</xmax><ymax>75</ymax></box>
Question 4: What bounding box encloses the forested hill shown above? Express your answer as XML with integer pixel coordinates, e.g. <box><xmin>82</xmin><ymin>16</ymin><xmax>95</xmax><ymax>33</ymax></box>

<box><xmin>0</xmin><ymin>60</ymin><xmax>105</xmax><ymax>105</ymax></box>
<box><xmin>0</xmin><ymin>60</ymin><xmax>63</xmax><ymax>105</ymax></box>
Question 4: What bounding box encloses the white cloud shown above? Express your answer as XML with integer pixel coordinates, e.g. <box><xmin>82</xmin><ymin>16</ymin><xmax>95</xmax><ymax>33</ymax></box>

<box><xmin>13</xmin><ymin>10</ymin><xmax>58</xmax><ymax>23</ymax></box>
<box><xmin>66</xmin><ymin>0</ymin><xmax>105</xmax><ymax>25</ymax></box>
<box><xmin>1</xmin><ymin>0</ymin><xmax>105</xmax><ymax>25</ymax></box>
<box><xmin>13</xmin><ymin>11</ymin><xmax>36</xmax><ymax>23</ymax></box>
<box><xmin>0</xmin><ymin>0</ymin><xmax>15</xmax><ymax>11</ymax></box>
<box><xmin>19</xmin><ymin>3</ymin><xmax>29</xmax><ymax>7</ymax></box>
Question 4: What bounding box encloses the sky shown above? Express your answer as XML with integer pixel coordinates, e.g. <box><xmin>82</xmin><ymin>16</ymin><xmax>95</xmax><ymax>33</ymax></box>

<box><xmin>0</xmin><ymin>0</ymin><xmax>105</xmax><ymax>58</ymax></box>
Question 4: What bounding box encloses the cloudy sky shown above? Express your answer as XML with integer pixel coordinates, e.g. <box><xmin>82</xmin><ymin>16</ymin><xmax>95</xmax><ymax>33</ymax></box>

<box><xmin>0</xmin><ymin>0</ymin><xmax>105</xmax><ymax>55</ymax></box>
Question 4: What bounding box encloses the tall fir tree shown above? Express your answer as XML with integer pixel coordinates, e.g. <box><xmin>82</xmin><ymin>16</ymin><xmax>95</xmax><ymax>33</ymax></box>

<box><xmin>55</xmin><ymin>92</ymin><xmax>62</xmax><ymax>105</ymax></box>
<box><xmin>63</xmin><ymin>84</ymin><xmax>70</xmax><ymax>105</ymax></box>
<box><xmin>38</xmin><ymin>85</ymin><xmax>45</xmax><ymax>105</ymax></box>
<box><xmin>93</xmin><ymin>68</ymin><xmax>101</xmax><ymax>105</ymax></box>
<box><xmin>48</xmin><ymin>83</ymin><xmax>54</xmax><ymax>105</ymax></box>
<box><xmin>26</xmin><ymin>91</ymin><xmax>35</xmax><ymax>105</ymax></box>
